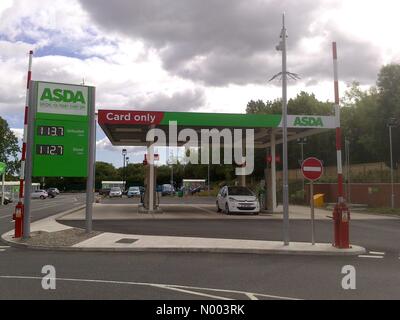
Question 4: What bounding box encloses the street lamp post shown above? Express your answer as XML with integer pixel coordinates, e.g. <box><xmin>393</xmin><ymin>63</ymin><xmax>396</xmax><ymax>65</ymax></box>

<box><xmin>388</xmin><ymin>118</ymin><xmax>398</xmax><ymax>208</ymax></box>
<box><xmin>277</xmin><ymin>13</ymin><xmax>290</xmax><ymax>245</ymax></box>
<box><xmin>122</xmin><ymin>148</ymin><xmax>127</xmax><ymax>191</ymax></box>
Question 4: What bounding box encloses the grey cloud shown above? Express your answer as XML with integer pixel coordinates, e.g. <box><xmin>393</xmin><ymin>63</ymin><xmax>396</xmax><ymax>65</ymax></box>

<box><xmin>79</xmin><ymin>0</ymin><xmax>334</xmax><ymax>86</ymax></box>
<box><xmin>127</xmin><ymin>88</ymin><xmax>206</xmax><ymax>112</ymax></box>
<box><xmin>295</xmin><ymin>34</ymin><xmax>382</xmax><ymax>86</ymax></box>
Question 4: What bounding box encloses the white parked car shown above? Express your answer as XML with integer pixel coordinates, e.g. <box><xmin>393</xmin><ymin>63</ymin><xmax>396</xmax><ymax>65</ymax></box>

<box><xmin>109</xmin><ymin>187</ymin><xmax>123</xmax><ymax>198</ymax></box>
<box><xmin>216</xmin><ymin>186</ymin><xmax>260</xmax><ymax>215</ymax></box>
<box><xmin>31</xmin><ymin>189</ymin><xmax>48</xmax><ymax>200</ymax></box>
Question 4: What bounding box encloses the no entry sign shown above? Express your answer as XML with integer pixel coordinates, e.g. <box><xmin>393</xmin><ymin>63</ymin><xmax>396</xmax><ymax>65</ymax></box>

<box><xmin>301</xmin><ymin>157</ymin><xmax>323</xmax><ymax>181</ymax></box>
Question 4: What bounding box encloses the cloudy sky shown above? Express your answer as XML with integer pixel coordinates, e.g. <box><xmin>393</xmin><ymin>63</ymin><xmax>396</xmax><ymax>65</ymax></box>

<box><xmin>0</xmin><ymin>0</ymin><xmax>399</xmax><ymax>167</ymax></box>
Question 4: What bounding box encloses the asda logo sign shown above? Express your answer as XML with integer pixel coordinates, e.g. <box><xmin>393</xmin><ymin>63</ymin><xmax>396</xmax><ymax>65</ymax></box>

<box><xmin>293</xmin><ymin>116</ymin><xmax>323</xmax><ymax>127</ymax></box>
<box><xmin>40</xmin><ymin>88</ymin><xmax>86</xmax><ymax>104</ymax></box>
<box><xmin>283</xmin><ymin>115</ymin><xmax>336</xmax><ymax>129</ymax></box>
<box><xmin>37</xmin><ymin>82</ymin><xmax>88</xmax><ymax>116</ymax></box>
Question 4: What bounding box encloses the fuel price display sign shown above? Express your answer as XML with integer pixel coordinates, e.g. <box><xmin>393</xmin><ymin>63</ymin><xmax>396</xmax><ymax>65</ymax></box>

<box><xmin>31</xmin><ymin>81</ymin><xmax>95</xmax><ymax>177</ymax></box>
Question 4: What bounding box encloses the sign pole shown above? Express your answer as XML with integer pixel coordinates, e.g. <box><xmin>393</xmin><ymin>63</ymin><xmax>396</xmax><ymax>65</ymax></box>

<box><xmin>301</xmin><ymin>157</ymin><xmax>323</xmax><ymax>245</ymax></box>
<box><xmin>310</xmin><ymin>181</ymin><xmax>315</xmax><ymax>245</ymax></box>
<box><xmin>85</xmin><ymin>87</ymin><xmax>96</xmax><ymax>233</ymax></box>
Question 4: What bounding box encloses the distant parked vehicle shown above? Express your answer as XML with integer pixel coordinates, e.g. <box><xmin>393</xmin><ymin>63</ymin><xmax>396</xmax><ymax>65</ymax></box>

<box><xmin>99</xmin><ymin>188</ymin><xmax>110</xmax><ymax>196</ymax></box>
<box><xmin>0</xmin><ymin>193</ymin><xmax>12</xmax><ymax>205</ymax></box>
<box><xmin>47</xmin><ymin>187</ymin><xmax>60</xmax><ymax>195</ymax></box>
<box><xmin>109</xmin><ymin>187</ymin><xmax>123</xmax><ymax>198</ymax></box>
<box><xmin>127</xmin><ymin>186</ymin><xmax>141</xmax><ymax>198</ymax></box>
<box><xmin>190</xmin><ymin>186</ymin><xmax>202</xmax><ymax>195</ymax></box>
<box><xmin>216</xmin><ymin>186</ymin><xmax>259</xmax><ymax>214</ymax></box>
<box><xmin>161</xmin><ymin>184</ymin><xmax>175</xmax><ymax>196</ymax></box>
<box><xmin>31</xmin><ymin>190</ymin><xmax>48</xmax><ymax>200</ymax></box>
<box><xmin>46</xmin><ymin>189</ymin><xmax>57</xmax><ymax>198</ymax></box>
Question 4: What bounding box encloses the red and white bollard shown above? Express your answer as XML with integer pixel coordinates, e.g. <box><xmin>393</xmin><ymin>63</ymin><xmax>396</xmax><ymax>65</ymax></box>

<box><xmin>14</xmin><ymin>50</ymin><xmax>33</xmax><ymax>238</ymax></box>
<box><xmin>332</xmin><ymin>42</ymin><xmax>350</xmax><ymax>248</ymax></box>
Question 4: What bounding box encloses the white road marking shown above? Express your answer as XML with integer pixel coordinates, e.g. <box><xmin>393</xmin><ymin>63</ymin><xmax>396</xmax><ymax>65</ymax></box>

<box><xmin>358</xmin><ymin>255</ymin><xmax>384</xmax><ymax>259</ymax></box>
<box><xmin>0</xmin><ymin>276</ymin><xmax>301</xmax><ymax>300</ymax></box>
<box><xmin>0</xmin><ymin>246</ymin><xmax>10</xmax><ymax>249</ymax></box>
<box><xmin>153</xmin><ymin>285</ymin><xmax>232</xmax><ymax>300</ymax></box>
<box><xmin>369</xmin><ymin>251</ymin><xmax>385</xmax><ymax>255</ymax></box>
<box><xmin>0</xmin><ymin>249</ymin><xmax>6</xmax><ymax>252</ymax></box>
<box><xmin>245</xmin><ymin>293</ymin><xmax>259</xmax><ymax>300</ymax></box>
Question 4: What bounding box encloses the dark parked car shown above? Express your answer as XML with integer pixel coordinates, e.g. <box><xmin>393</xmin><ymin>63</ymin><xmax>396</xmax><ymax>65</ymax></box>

<box><xmin>99</xmin><ymin>188</ymin><xmax>110</xmax><ymax>196</ymax></box>
<box><xmin>190</xmin><ymin>186</ymin><xmax>203</xmax><ymax>195</ymax></box>
<box><xmin>46</xmin><ymin>189</ymin><xmax>57</xmax><ymax>198</ymax></box>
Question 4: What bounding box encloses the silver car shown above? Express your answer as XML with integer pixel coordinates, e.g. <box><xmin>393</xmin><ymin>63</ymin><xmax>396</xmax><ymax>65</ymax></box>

<box><xmin>109</xmin><ymin>187</ymin><xmax>123</xmax><ymax>198</ymax></box>
<box><xmin>31</xmin><ymin>190</ymin><xmax>48</xmax><ymax>199</ymax></box>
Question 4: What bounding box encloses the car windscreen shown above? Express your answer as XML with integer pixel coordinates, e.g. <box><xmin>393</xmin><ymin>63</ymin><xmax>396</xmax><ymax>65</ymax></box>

<box><xmin>129</xmin><ymin>187</ymin><xmax>139</xmax><ymax>191</ymax></box>
<box><xmin>227</xmin><ymin>187</ymin><xmax>254</xmax><ymax>196</ymax></box>
<box><xmin>110</xmin><ymin>187</ymin><xmax>121</xmax><ymax>191</ymax></box>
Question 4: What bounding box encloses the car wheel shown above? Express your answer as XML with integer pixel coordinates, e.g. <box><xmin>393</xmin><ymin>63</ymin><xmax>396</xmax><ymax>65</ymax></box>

<box><xmin>225</xmin><ymin>203</ymin><xmax>230</xmax><ymax>215</ymax></box>
<box><xmin>40</xmin><ymin>195</ymin><xmax>45</xmax><ymax>199</ymax></box>
<box><xmin>216</xmin><ymin>202</ymin><xmax>221</xmax><ymax>213</ymax></box>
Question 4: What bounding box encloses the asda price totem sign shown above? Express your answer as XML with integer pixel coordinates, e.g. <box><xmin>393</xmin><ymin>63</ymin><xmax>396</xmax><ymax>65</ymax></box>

<box><xmin>32</xmin><ymin>81</ymin><xmax>95</xmax><ymax>177</ymax></box>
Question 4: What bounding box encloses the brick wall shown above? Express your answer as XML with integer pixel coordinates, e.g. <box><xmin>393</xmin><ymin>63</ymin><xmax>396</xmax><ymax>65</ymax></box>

<box><xmin>306</xmin><ymin>183</ymin><xmax>400</xmax><ymax>208</ymax></box>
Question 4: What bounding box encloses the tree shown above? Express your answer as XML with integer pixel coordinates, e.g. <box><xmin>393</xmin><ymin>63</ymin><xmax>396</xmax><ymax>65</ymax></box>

<box><xmin>0</xmin><ymin>116</ymin><xmax>20</xmax><ymax>176</ymax></box>
<box><xmin>246</xmin><ymin>99</ymin><xmax>281</xmax><ymax>114</ymax></box>
<box><xmin>247</xmin><ymin>92</ymin><xmax>336</xmax><ymax>172</ymax></box>
<box><xmin>376</xmin><ymin>64</ymin><xmax>400</xmax><ymax>167</ymax></box>
<box><xmin>95</xmin><ymin>161</ymin><xmax>118</xmax><ymax>188</ymax></box>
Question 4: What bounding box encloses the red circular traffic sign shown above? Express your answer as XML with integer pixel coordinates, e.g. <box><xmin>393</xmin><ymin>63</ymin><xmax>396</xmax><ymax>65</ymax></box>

<box><xmin>301</xmin><ymin>157</ymin><xmax>323</xmax><ymax>181</ymax></box>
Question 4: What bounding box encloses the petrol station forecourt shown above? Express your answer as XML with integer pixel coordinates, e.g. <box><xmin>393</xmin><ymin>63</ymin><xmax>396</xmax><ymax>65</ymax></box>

<box><xmin>3</xmin><ymin>81</ymin><xmax>366</xmax><ymax>255</ymax></box>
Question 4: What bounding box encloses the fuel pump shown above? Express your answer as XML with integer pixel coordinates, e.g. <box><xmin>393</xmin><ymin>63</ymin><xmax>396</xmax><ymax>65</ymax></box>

<box><xmin>13</xmin><ymin>202</ymin><xmax>24</xmax><ymax>238</ymax></box>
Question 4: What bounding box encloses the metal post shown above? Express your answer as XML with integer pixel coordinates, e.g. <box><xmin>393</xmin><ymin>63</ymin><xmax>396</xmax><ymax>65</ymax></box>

<box><xmin>332</xmin><ymin>42</ymin><xmax>344</xmax><ymax>204</ymax></box>
<box><xmin>1</xmin><ymin>172</ymin><xmax>4</xmax><ymax>206</ymax></box>
<box><xmin>22</xmin><ymin>80</ymin><xmax>36</xmax><ymax>239</ymax></box>
<box><xmin>271</xmin><ymin>131</ymin><xmax>277</xmax><ymax>211</ymax></box>
<box><xmin>345</xmin><ymin>138</ymin><xmax>351</xmax><ymax>204</ymax></box>
<box><xmin>208</xmin><ymin>163</ymin><xmax>210</xmax><ymax>195</ymax></box>
<box><xmin>85</xmin><ymin>87</ymin><xmax>96</xmax><ymax>233</ymax></box>
<box><xmin>123</xmin><ymin>154</ymin><xmax>126</xmax><ymax>191</ymax></box>
<box><xmin>149</xmin><ymin>144</ymin><xmax>154</xmax><ymax>212</ymax></box>
<box><xmin>310</xmin><ymin>181</ymin><xmax>315</xmax><ymax>245</ymax></box>
<box><xmin>298</xmin><ymin>138</ymin><xmax>306</xmax><ymax>198</ymax></box>
<box><xmin>280</xmin><ymin>13</ymin><xmax>290</xmax><ymax>245</ymax></box>
<box><xmin>301</xmin><ymin>142</ymin><xmax>304</xmax><ymax>193</ymax></box>
<box><xmin>389</xmin><ymin>125</ymin><xmax>395</xmax><ymax>208</ymax></box>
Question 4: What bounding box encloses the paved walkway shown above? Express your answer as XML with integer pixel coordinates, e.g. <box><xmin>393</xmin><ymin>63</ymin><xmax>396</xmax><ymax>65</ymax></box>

<box><xmin>1</xmin><ymin>205</ymin><xmax>367</xmax><ymax>256</ymax></box>
<box><xmin>59</xmin><ymin>203</ymin><xmax>396</xmax><ymax>221</ymax></box>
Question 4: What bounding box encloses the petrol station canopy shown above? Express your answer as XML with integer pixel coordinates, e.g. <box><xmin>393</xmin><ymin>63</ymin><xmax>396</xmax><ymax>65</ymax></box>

<box><xmin>98</xmin><ymin>109</ymin><xmax>336</xmax><ymax>148</ymax></box>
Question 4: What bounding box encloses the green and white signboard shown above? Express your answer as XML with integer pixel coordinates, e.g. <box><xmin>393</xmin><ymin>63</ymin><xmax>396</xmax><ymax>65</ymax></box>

<box><xmin>32</xmin><ymin>81</ymin><xmax>95</xmax><ymax>177</ymax></box>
